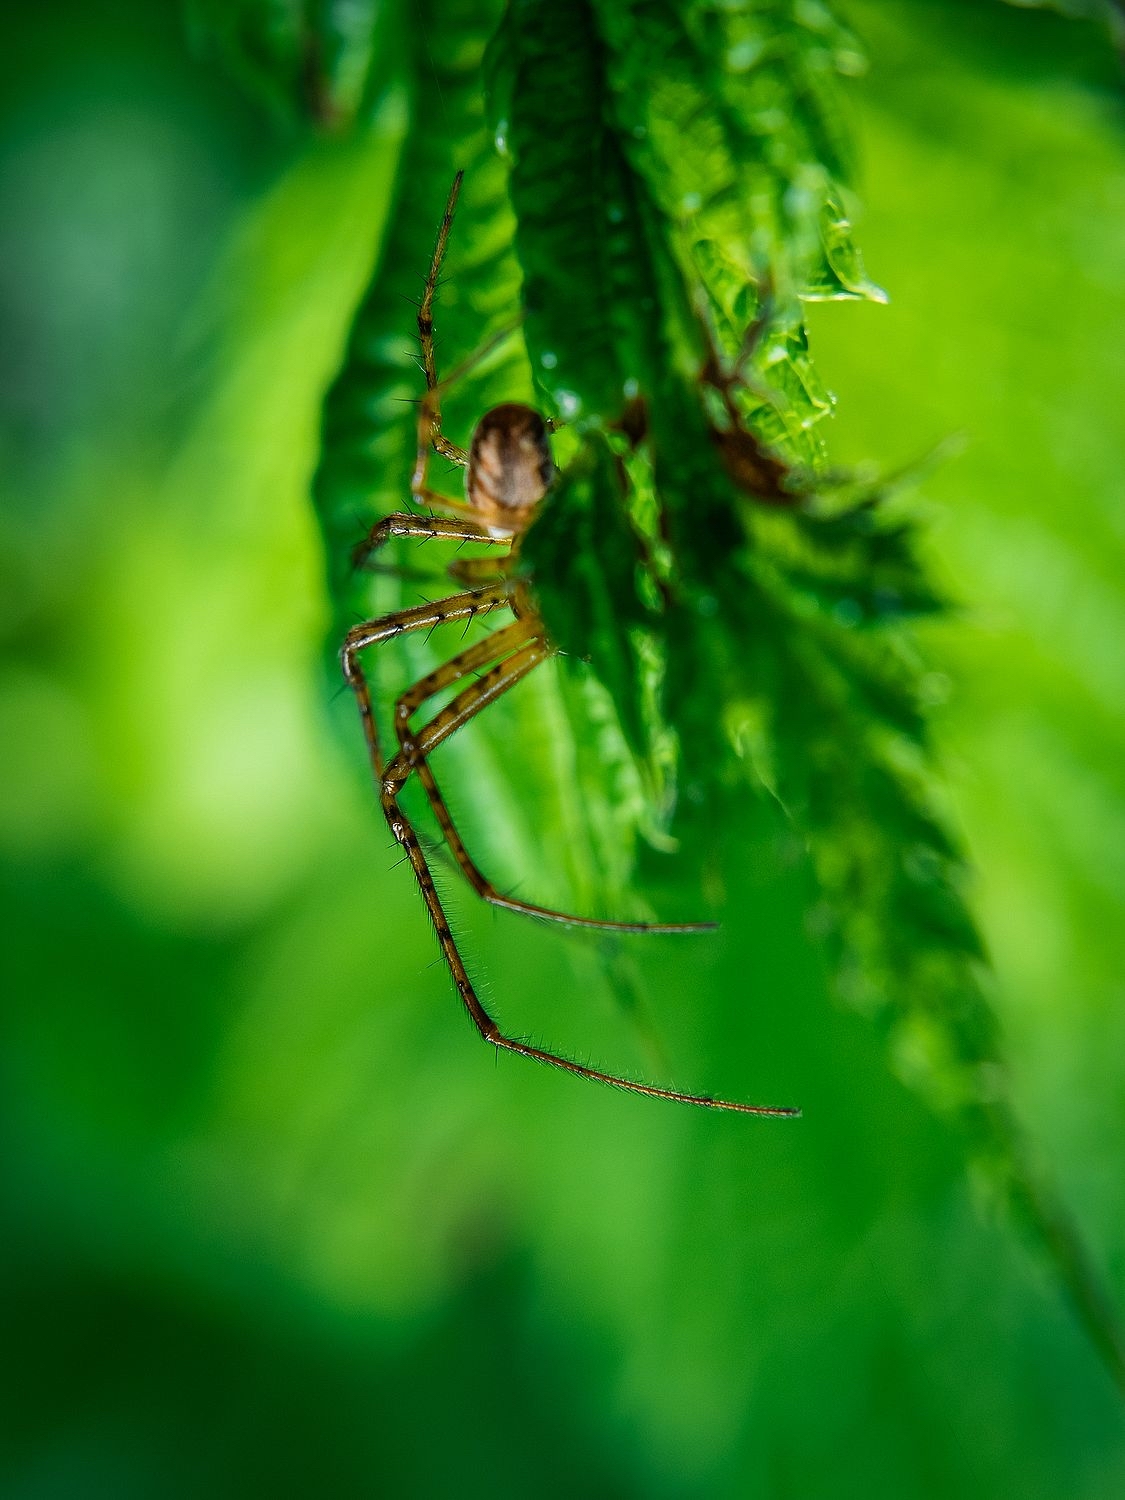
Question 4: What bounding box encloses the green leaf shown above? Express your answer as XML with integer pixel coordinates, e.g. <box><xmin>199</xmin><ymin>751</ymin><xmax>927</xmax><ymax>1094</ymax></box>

<box><xmin>303</xmin><ymin>0</ymin><xmax>1125</xmax><ymax>1384</ymax></box>
<box><xmin>313</xmin><ymin>0</ymin><xmax>521</xmax><ymax>613</ymax></box>
<box><xmin>185</xmin><ymin>0</ymin><xmax>395</xmax><ymax>131</ymax></box>
<box><xmin>520</xmin><ymin>431</ymin><xmax>664</xmax><ymax>790</ymax></box>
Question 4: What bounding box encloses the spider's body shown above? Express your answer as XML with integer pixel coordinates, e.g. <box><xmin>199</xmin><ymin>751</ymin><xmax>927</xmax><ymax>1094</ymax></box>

<box><xmin>341</xmin><ymin>172</ymin><xmax>799</xmax><ymax>1119</ymax></box>
<box><xmin>466</xmin><ymin>402</ymin><xmax>554</xmax><ymax>528</ymax></box>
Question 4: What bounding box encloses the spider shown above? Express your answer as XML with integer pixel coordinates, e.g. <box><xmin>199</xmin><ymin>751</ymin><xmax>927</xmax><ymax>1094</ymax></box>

<box><xmin>341</xmin><ymin>172</ymin><xmax>799</xmax><ymax>1118</ymax></box>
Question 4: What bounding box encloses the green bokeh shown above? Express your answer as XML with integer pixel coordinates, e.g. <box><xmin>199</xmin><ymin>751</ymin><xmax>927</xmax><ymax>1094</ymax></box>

<box><xmin>2</xmin><ymin>2</ymin><xmax>1124</xmax><ymax>1495</ymax></box>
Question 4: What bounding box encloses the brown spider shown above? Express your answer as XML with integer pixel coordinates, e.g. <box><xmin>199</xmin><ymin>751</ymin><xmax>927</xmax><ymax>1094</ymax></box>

<box><xmin>341</xmin><ymin>173</ymin><xmax>799</xmax><ymax>1118</ymax></box>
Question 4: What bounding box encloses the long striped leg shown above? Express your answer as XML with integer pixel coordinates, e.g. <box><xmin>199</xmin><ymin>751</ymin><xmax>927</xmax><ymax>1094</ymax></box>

<box><xmin>412</xmin><ymin>313</ymin><xmax>531</xmax><ymax>518</ymax></box>
<box><xmin>415</xmin><ymin>171</ymin><xmax>468</xmax><ymax>474</ymax></box>
<box><xmin>381</xmin><ymin>647</ymin><xmax>801</xmax><ymax>1118</ymax></box>
<box><xmin>446</xmin><ymin>552</ymin><xmax>510</xmax><ymax>588</ymax></box>
<box><xmin>351</xmin><ymin>511</ymin><xmax>507</xmax><ymax>574</ymax></box>
<box><xmin>341</xmin><ymin>584</ymin><xmax>510</xmax><ymax>779</ymax></box>
<box><xmin>411</xmin><ymin>174</ymin><xmax>527</xmax><ymax>516</ymax></box>
<box><xmin>393</xmin><ymin>634</ymin><xmax>717</xmax><ymax>934</ymax></box>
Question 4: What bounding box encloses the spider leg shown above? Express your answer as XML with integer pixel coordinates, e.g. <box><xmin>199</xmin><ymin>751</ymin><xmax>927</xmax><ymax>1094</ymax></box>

<box><xmin>411</xmin><ymin>488</ymin><xmax>516</xmax><ymax>531</ymax></box>
<box><xmin>415</xmin><ymin>173</ymin><xmax>469</xmax><ymax>477</ymax></box>
<box><xmin>380</xmin><ymin>647</ymin><xmax>799</xmax><ymax>1117</ymax></box>
<box><xmin>415</xmin><ymin>317</ymin><xmax>532</xmax><ymax>508</ymax></box>
<box><xmin>393</xmin><ymin>636</ymin><xmax>717</xmax><ymax>935</ymax></box>
<box><xmin>413</xmin><ymin>180</ymin><xmax>528</xmax><ymax>498</ymax></box>
<box><xmin>341</xmin><ymin>583</ymin><xmax>511</xmax><ymax>778</ymax></box>
<box><xmin>414</xmin><ymin>396</ymin><xmax>466</xmax><ymax>493</ymax></box>
<box><xmin>352</xmin><ymin>511</ymin><xmax>506</xmax><ymax>572</ymax></box>
<box><xmin>446</xmin><ymin>553</ymin><xmax>509</xmax><ymax>588</ymax></box>
<box><xmin>419</xmin><ymin>173</ymin><xmax>460</xmax><ymax>396</ymax></box>
<box><xmin>438</xmin><ymin>316</ymin><xmax>525</xmax><ymax>393</ymax></box>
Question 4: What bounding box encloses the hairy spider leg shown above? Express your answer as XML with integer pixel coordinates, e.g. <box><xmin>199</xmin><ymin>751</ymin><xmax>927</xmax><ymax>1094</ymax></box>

<box><xmin>437</xmin><ymin>317</ymin><xmax>526</xmax><ymax>396</ymax></box>
<box><xmin>415</xmin><ymin>169</ymin><xmax>468</xmax><ymax>472</ymax></box>
<box><xmin>393</xmin><ymin>634</ymin><xmax>717</xmax><ymax>935</ymax></box>
<box><xmin>342</xmin><ymin>583</ymin><xmax>511</xmax><ymax>779</ymax></box>
<box><xmin>352</xmin><ymin>510</ymin><xmax>505</xmax><ymax>574</ymax></box>
<box><xmin>446</xmin><ymin>552</ymin><xmax>511</xmax><ymax>588</ymax></box>
<box><xmin>349</xmin><ymin>512</ymin><xmax>710</xmax><ymax>929</ymax></box>
<box><xmin>374</xmin><ymin>646</ymin><xmax>800</xmax><ymax>1117</ymax></box>
<box><xmin>412</xmin><ymin>176</ymin><xmax>536</xmax><ymax>528</ymax></box>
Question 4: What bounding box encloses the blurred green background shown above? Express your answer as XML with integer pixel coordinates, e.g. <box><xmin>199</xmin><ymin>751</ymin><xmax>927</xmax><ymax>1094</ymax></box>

<box><xmin>2</xmin><ymin>1</ymin><xmax>1125</xmax><ymax>1494</ymax></box>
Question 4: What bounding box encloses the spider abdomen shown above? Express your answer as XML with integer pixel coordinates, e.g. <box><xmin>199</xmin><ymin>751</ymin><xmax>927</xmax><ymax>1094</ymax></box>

<box><xmin>466</xmin><ymin>402</ymin><xmax>553</xmax><ymax>526</ymax></box>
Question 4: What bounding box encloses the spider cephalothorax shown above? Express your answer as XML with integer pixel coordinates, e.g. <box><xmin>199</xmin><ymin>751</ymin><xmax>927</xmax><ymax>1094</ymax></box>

<box><xmin>341</xmin><ymin>172</ymin><xmax>798</xmax><ymax>1118</ymax></box>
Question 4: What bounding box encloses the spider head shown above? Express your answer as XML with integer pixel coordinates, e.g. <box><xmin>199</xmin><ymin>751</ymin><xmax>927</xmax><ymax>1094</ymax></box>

<box><xmin>466</xmin><ymin>403</ymin><xmax>553</xmax><ymax>532</ymax></box>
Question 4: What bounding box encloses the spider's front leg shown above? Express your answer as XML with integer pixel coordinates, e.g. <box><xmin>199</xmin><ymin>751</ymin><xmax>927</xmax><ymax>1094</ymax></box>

<box><xmin>411</xmin><ymin>169</ymin><xmax>472</xmax><ymax>503</ymax></box>
<box><xmin>412</xmin><ymin>388</ymin><xmax>469</xmax><ymax>510</ymax></box>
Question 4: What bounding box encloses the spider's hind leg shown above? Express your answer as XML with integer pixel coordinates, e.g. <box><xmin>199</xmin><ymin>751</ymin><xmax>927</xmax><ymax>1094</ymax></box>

<box><xmin>394</xmin><ymin>638</ymin><xmax>717</xmax><ymax>936</ymax></box>
<box><xmin>380</xmin><ymin>651</ymin><xmax>797</xmax><ymax>1117</ymax></box>
<box><xmin>341</xmin><ymin>581</ymin><xmax>511</xmax><ymax>778</ymax></box>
